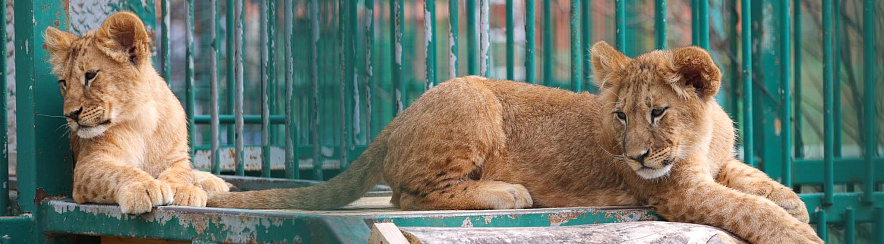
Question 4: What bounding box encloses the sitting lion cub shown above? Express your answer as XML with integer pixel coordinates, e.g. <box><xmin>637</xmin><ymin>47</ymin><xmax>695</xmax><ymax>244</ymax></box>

<box><xmin>44</xmin><ymin>12</ymin><xmax>230</xmax><ymax>214</ymax></box>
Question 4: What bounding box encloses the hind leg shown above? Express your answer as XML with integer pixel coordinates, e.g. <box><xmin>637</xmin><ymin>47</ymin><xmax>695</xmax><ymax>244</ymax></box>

<box><xmin>396</xmin><ymin>180</ymin><xmax>532</xmax><ymax>210</ymax></box>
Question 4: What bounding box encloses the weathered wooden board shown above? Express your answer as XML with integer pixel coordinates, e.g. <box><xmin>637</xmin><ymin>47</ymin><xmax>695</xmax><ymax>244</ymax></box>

<box><xmin>371</xmin><ymin>221</ymin><xmax>747</xmax><ymax>244</ymax></box>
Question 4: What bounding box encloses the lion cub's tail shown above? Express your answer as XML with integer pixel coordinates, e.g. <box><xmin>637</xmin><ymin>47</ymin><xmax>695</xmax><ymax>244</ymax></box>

<box><xmin>206</xmin><ymin>129</ymin><xmax>390</xmax><ymax>210</ymax></box>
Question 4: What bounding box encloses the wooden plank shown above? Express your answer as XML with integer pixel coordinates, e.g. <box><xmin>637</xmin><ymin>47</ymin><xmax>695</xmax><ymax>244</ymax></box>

<box><xmin>101</xmin><ymin>236</ymin><xmax>187</xmax><ymax>244</ymax></box>
<box><xmin>369</xmin><ymin>223</ymin><xmax>410</xmax><ymax>244</ymax></box>
<box><xmin>398</xmin><ymin>221</ymin><xmax>747</xmax><ymax>244</ymax></box>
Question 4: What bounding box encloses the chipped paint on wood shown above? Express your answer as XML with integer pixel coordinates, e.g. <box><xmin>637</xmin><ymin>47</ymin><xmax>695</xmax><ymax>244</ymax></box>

<box><xmin>42</xmin><ymin>200</ymin><xmax>658</xmax><ymax>243</ymax></box>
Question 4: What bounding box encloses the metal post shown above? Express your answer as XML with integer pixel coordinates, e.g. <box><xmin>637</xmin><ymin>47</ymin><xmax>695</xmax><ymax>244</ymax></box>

<box><xmin>185</xmin><ymin>0</ymin><xmax>195</xmax><ymax>162</ymax></box>
<box><xmin>543</xmin><ymin>0</ymin><xmax>552</xmax><ymax>86</ymax></box>
<box><xmin>780</xmin><ymin>0</ymin><xmax>792</xmax><ymax>187</ymax></box>
<box><xmin>581</xmin><ymin>0</ymin><xmax>592</xmax><ymax>92</ymax></box>
<box><xmin>449</xmin><ymin>0</ymin><xmax>459</xmax><ymax>79</ymax></box>
<box><xmin>822</xmin><ymin>0</ymin><xmax>834</xmax><ymax>206</ymax></box>
<box><xmin>654</xmin><ymin>0</ymin><xmax>666</xmax><ymax>49</ymax></box>
<box><xmin>570</xmin><ymin>0</ymin><xmax>580</xmax><ymax>92</ymax></box>
<box><xmin>285</xmin><ymin>0</ymin><xmax>299</xmax><ymax>179</ymax></box>
<box><xmin>234</xmin><ymin>0</ymin><xmax>245</xmax><ymax>176</ymax></box>
<box><xmin>862</xmin><ymin>0</ymin><xmax>876</xmax><ymax>203</ymax></box>
<box><xmin>506</xmin><ymin>0</ymin><xmax>514</xmax><ymax>80</ymax></box>
<box><xmin>427</xmin><ymin>0</ymin><xmax>438</xmax><ymax>88</ymax></box>
<box><xmin>211</xmin><ymin>0</ymin><xmax>221</xmax><ymax>175</ymax></box>
<box><xmin>741</xmin><ymin>0</ymin><xmax>754</xmax><ymax>167</ymax></box>
<box><xmin>526</xmin><ymin>0</ymin><xmax>535</xmax><ymax>83</ymax></box>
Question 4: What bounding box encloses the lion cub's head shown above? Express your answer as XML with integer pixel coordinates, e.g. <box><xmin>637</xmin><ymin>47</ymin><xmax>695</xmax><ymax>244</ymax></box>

<box><xmin>44</xmin><ymin>12</ymin><xmax>154</xmax><ymax>139</ymax></box>
<box><xmin>590</xmin><ymin>41</ymin><xmax>722</xmax><ymax>179</ymax></box>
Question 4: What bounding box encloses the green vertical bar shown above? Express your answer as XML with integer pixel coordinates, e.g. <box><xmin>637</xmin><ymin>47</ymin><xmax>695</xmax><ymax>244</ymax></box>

<box><xmin>349</xmin><ymin>0</ymin><xmax>359</xmax><ymax>165</ymax></box>
<box><xmin>779</xmin><ymin>0</ymin><xmax>791</xmax><ymax>187</ymax></box>
<box><xmin>822</xmin><ymin>0</ymin><xmax>834</xmax><ymax>206</ymax></box>
<box><xmin>467</xmin><ymin>0</ymin><xmax>477</xmax><ymax>75</ymax></box>
<box><xmin>427</xmin><ymin>0</ymin><xmax>438</xmax><ymax>87</ymax></box>
<box><xmin>793</xmin><ymin>0</ymin><xmax>804</xmax><ymax>159</ymax></box>
<box><xmin>542</xmin><ymin>0</ymin><xmax>552</xmax><ymax>86</ymax></box>
<box><xmin>234</xmin><ymin>0</ymin><xmax>245</xmax><ymax>176</ymax></box>
<box><xmin>654</xmin><ymin>0</ymin><xmax>666</xmax><ymax>49</ymax></box>
<box><xmin>569</xmin><ymin>0</ymin><xmax>580</xmax><ymax>92</ymax></box>
<box><xmin>162</xmin><ymin>0</ymin><xmax>171</xmax><ymax>84</ymax></box>
<box><xmin>338</xmin><ymin>0</ymin><xmax>349</xmax><ymax>170</ymax></box>
<box><xmin>817</xmin><ymin>210</ymin><xmax>828</xmax><ymax>241</ymax></box>
<box><xmin>862</xmin><ymin>0</ymin><xmax>876</xmax><ymax>203</ymax></box>
<box><xmin>615</xmin><ymin>0</ymin><xmax>625</xmax><ymax>53</ymax></box>
<box><xmin>741</xmin><ymin>0</ymin><xmax>754</xmax><ymax>167</ymax></box>
<box><xmin>449</xmin><ymin>0</ymin><xmax>459</xmax><ymax>79</ymax></box>
<box><xmin>506</xmin><ymin>0</ymin><xmax>514</xmax><ymax>80</ymax></box>
<box><xmin>261</xmin><ymin>0</ymin><xmax>275</xmax><ymax>178</ymax></box>
<box><xmin>0</xmin><ymin>0</ymin><xmax>7</xmax><ymax>215</ymax></box>
<box><xmin>186</xmin><ymin>0</ymin><xmax>196</xmax><ymax>164</ymax></box>
<box><xmin>226</xmin><ymin>0</ymin><xmax>235</xmax><ymax>146</ymax></box>
<box><xmin>845</xmin><ymin>208</ymin><xmax>856</xmax><ymax>244</ymax></box>
<box><xmin>728</xmin><ymin>0</ymin><xmax>738</xmax><ymax>121</ymax></box>
<box><xmin>14</xmin><ymin>0</ymin><xmax>38</xmax><ymax>213</ymax></box>
<box><xmin>581</xmin><ymin>0</ymin><xmax>591</xmax><ymax>92</ymax></box>
<box><xmin>833</xmin><ymin>0</ymin><xmax>842</xmax><ymax>158</ymax></box>
<box><xmin>211</xmin><ymin>0</ymin><xmax>221</xmax><ymax>175</ymax></box>
<box><xmin>392</xmin><ymin>0</ymin><xmax>404</xmax><ymax>114</ymax></box>
<box><xmin>16</xmin><ymin>0</ymin><xmax>77</xmax><ymax>214</ymax></box>
<box><xmin>698</xmin><ymin>0</ymin><xmax>709</xmax><ymax>49</ymax></box>
<box><xmin>479</xmin><ymin>0</ymin><xmax>490</xmax><ymax>77</ymax></box>
<box><xmin>365</xmin><ymin>0</ymin><xmax>375</xmax><ymax>143</ymax></box>
<box><xmin>309</xmin><ymin>0</ymin><xmax>322</xmax><ymax>180</ymax></box>
<box><xmin>877</xmin><ymin>207</ymin><xmax>884</xmax><ymax>244</ymax></box>
<box><xmin>525</xmin><ymin>0</ymin><xmax>535</xmax><ymax>84</ymax></box>
<box><xmin>285</xmin><ymin>0</ymin><xmax>299</xmax><ymax>179</ymax></box>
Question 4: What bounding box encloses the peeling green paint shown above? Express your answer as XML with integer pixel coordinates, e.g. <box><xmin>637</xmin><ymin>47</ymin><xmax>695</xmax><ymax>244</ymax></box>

<box><xmin>40</xmin><ymin>200</ymin><xmax>658</xmax><ymax>243</ymax></box>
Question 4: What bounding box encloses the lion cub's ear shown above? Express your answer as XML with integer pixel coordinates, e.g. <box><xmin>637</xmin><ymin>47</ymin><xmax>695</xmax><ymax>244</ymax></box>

<box><xmin>590</xmin><ymin>41</ymin><xmax>631</xmax><ymax>90</ymax></box>
<box><xmin>671</xmin><ymin>46</ymin><xmax>722</xmax><ymax>101</ymax></box>
<box><xmin>44</xmin><ymin>27</ymin><xmax>78</xmax><ymax>75</ymax></box>
<box><xmin>97</xmin><ymin>11</ymin><xmax>151</xmax><ymax>66</ymax></box>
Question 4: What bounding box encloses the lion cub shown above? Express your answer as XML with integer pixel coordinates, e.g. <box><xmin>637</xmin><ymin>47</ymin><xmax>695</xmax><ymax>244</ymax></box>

<box><xmin>44</xmin><ymin>12</ymin><xmax>229</xmax><ymax>214</ymax></box>
<box><xmin>208</xmin><ymin>41</ymin><xmax>821</xmax><ymax>243</ymax></box>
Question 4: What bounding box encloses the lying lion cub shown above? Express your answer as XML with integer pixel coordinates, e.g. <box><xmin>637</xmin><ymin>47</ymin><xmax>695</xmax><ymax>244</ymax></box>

<box><xmin>44</xmin><ymin>12</ymin><xmax>230</xmax><ymax>214</ymax></box>
<box><xmin>211</xmin><ymin>42</ymin><xmax>821</xmax><ymax>243</ymax></box>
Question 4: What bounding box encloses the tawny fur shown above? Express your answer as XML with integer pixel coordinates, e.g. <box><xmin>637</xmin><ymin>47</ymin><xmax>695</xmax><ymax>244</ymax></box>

<box><xmin>45</xmin><ymin>12</ymin><xmax>230</xmax><ymax>215</ymax></box>
<box><xmin>206</xmin><ymin>42</ymin><xmax>819</xmax><ymax>242</ymax></box>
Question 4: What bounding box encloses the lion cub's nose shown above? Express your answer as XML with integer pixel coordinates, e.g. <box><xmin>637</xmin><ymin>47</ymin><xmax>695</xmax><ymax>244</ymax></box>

<box><xmin>628</xmin><ymin>150</ymin><xmax>650</xmax><ymax>164</ymax></box>
<box><xmin>65</xmin><ymin>107</ymin><xmax>82</xmax><ymax>122</ymax></box>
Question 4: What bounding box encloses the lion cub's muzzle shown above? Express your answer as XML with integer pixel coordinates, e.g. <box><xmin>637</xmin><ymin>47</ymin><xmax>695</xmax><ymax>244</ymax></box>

<box><xmin>66</xmin><ymin>106</ymin><xmax>112</xmax><ymax>139</ymax></box>
<box><xmin>624</xmin><ymin>147</ymin><xmax>677</xmax><ymax>179</ymax></box>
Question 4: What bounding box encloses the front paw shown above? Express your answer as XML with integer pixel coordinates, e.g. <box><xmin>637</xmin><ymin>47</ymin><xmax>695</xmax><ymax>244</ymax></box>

<box><xmin>756</xmin><ymin>183</ymin><xmax>809</xmax><ymax>223</ymax></box>
<box><xmin>197</xmin><ymin>174</ymin><xmax>231</xmax><ymax>194</ymax></box>
<box><xmin>766</xmin><ymin>220</ymin><xmax>824</xmax><ymax>244</ymax></box>
<box><xmin>169</xmin><ymin>184</ymin><xmax>208</xmax><ymax>207</ymax></box>
<box><xmin>117</xmin><ymin>180</ymin><xmax>174</xmax><ymax>214</ymax></box>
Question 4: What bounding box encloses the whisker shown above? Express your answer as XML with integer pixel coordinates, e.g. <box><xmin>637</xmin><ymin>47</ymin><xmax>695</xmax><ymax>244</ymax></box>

<box><xmin>37</xmin><ymin>113</ymin><xmax>67</xmax><ymax>119</ymax></box>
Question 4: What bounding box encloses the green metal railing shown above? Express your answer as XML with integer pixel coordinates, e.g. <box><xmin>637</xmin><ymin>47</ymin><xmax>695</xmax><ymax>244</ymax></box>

<box><xmin>0</xmin><ymin>0</ymin><xmax>881</xmax><ymax>243</ymax></box>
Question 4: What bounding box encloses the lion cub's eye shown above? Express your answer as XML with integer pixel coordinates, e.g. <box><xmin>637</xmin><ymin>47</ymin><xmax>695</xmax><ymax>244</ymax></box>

<box><xmin>84</xmin><ymin>70</ymin><xmax>99</xmax><ymax>86</ymax></box>
<box><xmin>651</xmin><ymin>107</ymin><xmax>668</xmax><ymax>118</ymax></box>
<box><xmin>614</xmin><ymin>111</ymin><xmax>627</xmax><ymax>121</ymax></box>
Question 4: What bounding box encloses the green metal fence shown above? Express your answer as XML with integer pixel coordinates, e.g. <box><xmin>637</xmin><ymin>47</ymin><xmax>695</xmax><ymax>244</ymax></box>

<box><xmin>0</xmin><ymin>0</ymin><xmax>881</xmax><ymax>243</ymax></box>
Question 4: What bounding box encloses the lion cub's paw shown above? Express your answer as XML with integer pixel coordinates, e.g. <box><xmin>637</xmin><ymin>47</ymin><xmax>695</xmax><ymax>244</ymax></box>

<box><xmin>769</xmin><ymin>185</ymin><xmax>810</xmax><ymax>223</ymax></box>
<box><xmin>195</xmin><ymin>173</ymin><xmax>231</xmax><ymax>195</ymax></box>
<box><xmin>752</xmin><ymin>181</ymin><xmax>809</xmax><ymax>223</ymax></box>
<box><xmin>769</xmin><ymin>221</ymin><xmax>824</xmax><ymax>244</ymax></box>
<box><xmin>170</xmin><ymin>184</ymin><xmax>208</xmax><ymax>207</ymax></box>
<box><xmin>481</xmin><ymin>182</ymin><xmax>533</xmax><ymax>209</ymax></box>
<box><xmin>118</xmin><ymin>179</ymin><xmax>174</xmax><ymax>215</ymax></box>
